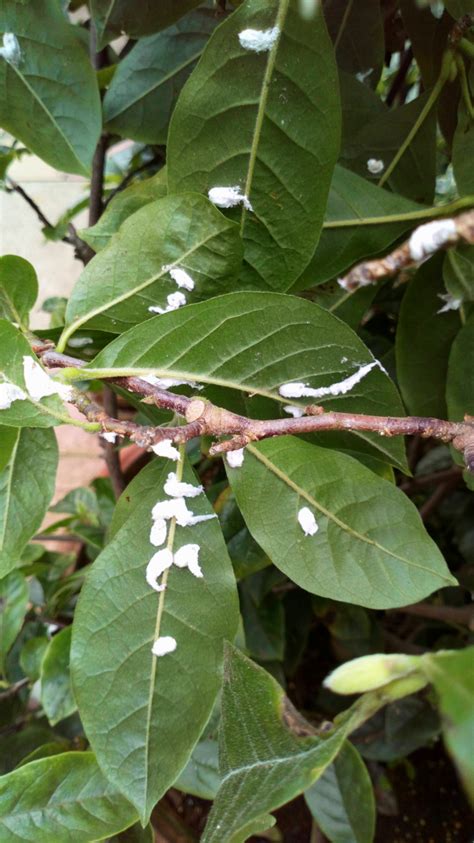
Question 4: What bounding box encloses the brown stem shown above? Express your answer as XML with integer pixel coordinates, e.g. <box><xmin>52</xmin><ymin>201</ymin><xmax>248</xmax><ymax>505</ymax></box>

<box><xmin>100</xmin><ymin>387</ymin><xmax>126</xmax><ymax>498</ymax></box>
<box><xmin>36</xmin><ymin>346</ymin><xmax>474</xmax><ymax>473</ymax></box>
<box><xmin>390</xmin><ymin>602</ymin><xmax>474</xmax><ymax>629</ymax></box>
<box><xmin>339</xmin><ymin>208</ymin><xmax>474</xmax><ymax>291</ymax></box>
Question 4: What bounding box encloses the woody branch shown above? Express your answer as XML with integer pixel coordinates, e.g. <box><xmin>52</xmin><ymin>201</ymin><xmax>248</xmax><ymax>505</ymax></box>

<box><xmin>36</xmin><ymin>346</ymin><xmax>474</xmax><ymax>473</ymax></box>
<box><xmin>338</xmin><ymin>208</ymin><xmax>474</xmax><ymax>292</ymax></box>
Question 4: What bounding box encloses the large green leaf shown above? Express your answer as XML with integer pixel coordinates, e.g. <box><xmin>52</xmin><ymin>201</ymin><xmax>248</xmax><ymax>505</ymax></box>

<box><xmin>71</xmin><ymin>458</ymin><xmax>239</xmax><ymax>823</ymax></box>
<box><xmin>421</xmin><ymin>647</ymin><xmax>474</xmax><ymax>804</ymax></box>
<box><xmin>446</xmin><ymin>317</ymin><xmax>474</xmax><ymax>420</ymax></box>
<box><xmin>0</xmin><ymin>256</ymin><xmax>37</xmax><ymax>331</ymax></box>
<box><xmin>0</xmin><ymin>570</ymin><xmax>28</xmax><ymax>672</ymax></box>
<box><xmin>295</xmin><ymin>166</ymin><xmax>428</xmax><ymax>290</ymax></box>
<box><xmin>0</xmin><ymin>320</ymin><xmax>68</xmax><ymax>427</ymax></box>
<box><xmin>0</xmin><ymin>752</ymin><xmax>137</xmax><ymax>841</ymax></box>
<box><xmin>103</xmin><ymin>10</ymin><xmax>219</xmax><ymax>144</ymax></box>
<box><xmin>452</xmin><ymin>64</ymin><xmax>474</xmax><ymax>194</ymax></box>
<box><xmin>83</xmin><ymin>291</ymin><xmax>408</xmax><ymax>467</ymax></box>
<box><xmin>167</xmin><ymin>0</ymin><xmax>341</xmax><ymax>292</ymax></box>
<box><xmin>227</xmin><ymin>437</ymin><xmax>455</xmax><ymax>609</ymax></box>
<box><xmin>40</xmin><ymin>626</ymin><xmax>76</xmax><ymax>726</ymax></box>
<box><xmin>0</xmin><ymin>0</ymin><xmax>101</xmax><ymax>176</ymax></box>
<box><xmin>305</xmin><ymin>741</ymin><xmax>375</xmax><ymax>843</ymax></box>
<box><xmin>59</xmin><ymin>194</ymin><xmax>243</xmax><ymax>346</ymax></box>
<box><xmin>0</xmin><ymin>427</ymin><xmax>58</xmax><ymax>578</ymax></box>
<box><xmin>396</xmin><ymin>256</ymin><xmax>461</xmax><ymax>418</ymax></box>
<box><xmin>90</xmin><ymin>0</ymin><xmax>202</xmax><ymax>49</ymax></box>
<box><xmin>80</xmin><ymin>169</ymin><xmax>167</xmax><ymax>254</ymax></box>
<box><xmin>202</xmin><ymin>646</ymin><xmax>372</xmax><ymax>842</ymax></box>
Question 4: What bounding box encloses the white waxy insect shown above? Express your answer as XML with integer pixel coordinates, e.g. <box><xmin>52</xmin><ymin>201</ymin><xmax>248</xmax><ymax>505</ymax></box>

<box><xmin>0</xmin><ymin>33</ymin><xmax>21</xmax><ymax>66</ymax></box>
<box><xmin>142</xmin><ymin>374</ymin><xmax>201</xmax><ymax>390</ymax></box>
<box><xmin>148</xmin><ymin>291</ymin><xmax>187</xmax><ymax>314</ymax></box>
<box><xmin>22</xmin><ymin>356</ymin><xmax>73</xmax><ymax>402</ymax></box>
<box><xmin>367</xmin><ymin>158</ymin><xmax>384</xmax><ymax>175</ymax></box>
<box><xmin>101</xmin><ymin>431</ymin><xmax>117</xmax><ymax>443</ymax></box>
<box><xmin>238</xmin><ymin>26</ymin><xmax>280</xmax><ymax>52</ymax></box>
<box><xmin>149</xmin><ymin>518</ymin><xmax>167</xmax><ymax>547</ymax></box>
<box><xmin>151</xmin><ymin>439</ymin><xmax>180</xmax><ymax>461</ymax></box>
<box><xmin>174</xmin><ymin>544</ymin><xmax>203</xmax><ymax>578</ymax></box>
<box><xmin>298</xmin><ymin>506</ymin><xmax>318</xmax><ymax>536</ymax></box>
<box><xmin>208</xmin><ymin>186</ymin><xmax>253</xmax><ymax>212</ymax></box>
<box><xmin>226</xmin><ymin>448</ymin><xmax>245</xmax><ymax>468</ymax></box>
<box><xmin>151</xmin><ymin>636</ymin><xmax>177</xmax><ymax>657</ymax></box>
<box><xmin>279</xmin><ymin>361</ymin><xmax>380</xmax><ymax>400</ymax></box>
<box><xmin>283</xmin><ymin>405</ymin><xmax>305</xmax><ymax>418</ymax></box>
<box><xmin>162</xmin><ymin>265</ymin><xmax>195</xmax><ymax>291</ymax></box>
<box><xmin>437</xmin><ymin>292</ymin><xmax>462</xmax><ymax>314</ymax></box>
<box><xmin>0</xmin><ymin>382</ymin><xmax>26</xmax><ymax>410</ymax></box>
<box><xmin>146</xmin><ymin>548</ymin><xmax>173</xmax><ymax>591</ymax></box>
<box><xmin>408</xmin><ymin>220</ymin><xmax>457</xmax><ymax>262</ymax></box>
<box><xmin>164</xmin><ymin>471</ymin><xmax>203</xmax><ymax>498</ymax></box>
<box><xmin>67</xmin><ymin>337</ymin><xmax>94</xmax><ymax>348</ymax></box>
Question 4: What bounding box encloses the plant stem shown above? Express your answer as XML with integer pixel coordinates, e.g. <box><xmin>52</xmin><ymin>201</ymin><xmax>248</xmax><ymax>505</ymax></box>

<box><xmin>378</xmin><ymin>50</ymin><xmax>454</xmax><ymax>190</ymax></box>
<box><xmin>322</xmin><ymin>195</ymin><xmax>474</xmax><ymax>229</ymax></box>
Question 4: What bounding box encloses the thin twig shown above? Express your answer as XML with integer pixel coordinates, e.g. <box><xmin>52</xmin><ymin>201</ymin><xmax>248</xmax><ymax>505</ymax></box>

<box><xmin>386</xmin><ymin>46</ymin><xmax>414</xmax><ymax>107</ymax></box>
<box><xmin>36</xmin><ymin>347</ymin><xmax>474</xmax><ymax>473</ymax></box>
<box><xmin>339</xmin><ymin>208</ymin><xmax>474</xmax><ymax>291</ymax></box>
<box><xmin>100</xmin><ymin>387</ymin><xmax>126</xmax><ymax>498</ymax></box>
<box><xmin>102</xmin><ymin>152</ymin><xmax>165</xmax><ymax>210</ymax></box>
<box><xmin>0</xmin><ymin>678</ymin><xmax>29</xmax><ymax>701</ymax></box>
<box><xmin>390</xmin><ymin>602</ymin><xmax>474</xmax><ymax>629</ymax></box>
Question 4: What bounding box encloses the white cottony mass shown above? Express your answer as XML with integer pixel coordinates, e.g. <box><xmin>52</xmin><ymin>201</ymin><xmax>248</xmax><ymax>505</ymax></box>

<box><xmin>408</xmin><ymin>220</ymin><xmax>457</xmax><ymax>262</ymax></box>
<box><xmin>0</xmin><ymin>382</ymin><xmax>26</xmax><ymax>410</ymax></box>
<box><xmin>152</xmin><ymin>636</ymin><xmax>177</xmax><ymax>657</ymax></box>
<box><xmin>174</xmin><ymin>544</ymin><xmax>203</xmax><ymax>578</ymax></box>
<box><xmin>149</xmin><ymin>518</ymin><xmax>168</xmax><ymax>547</ymax></box>
<box><xmin>22</xmin><ymin>356</ymin><xmax>73</xmax><ymax>402</ymax></box>
<box><xmin>163</xmin><ymin>265</ymin><xmax>195</xmax><ymax>291</ymax></box>
<box><xmin>208</xmin><ymin>186</ymin><xmax>253</xmax><ymax>212</ymax></box>
<box><xmin>0</xmin><ymin>33</ymin><xmax>21</xmax><ymax>66</ymax></box>
<box><xmin>279</xmin><ymin>361</ymin><xmax>380</xmax><ymax>400</ymax></box>
<box><xmin>226</xmin><ymin>448</ymin><xmax>245</xmax><ymax>468</ymax></box>
<box><xmin>367</xmin><ymin>158</ymin><xmax>384</xmax><ymax>174</ymax></box>
<box><xmin>151</xmin><ymin>439</ymin><xmax>180</xmax><ymax>461</ymax></box>
<box><xmin>238</xmin><ymin>26</ymin><xmax>280</xmax><ymax>52</ymax></box>
<box><xmin>164</xmin><ymin>471</ymin><xmax>203</xmax><ymax>499</ymax></box>
<box><xmin>298</xmin><ymin>506</ymin><xmax>318</xmax><ymax>536</ymax></box>
<box><xmin>146</xmin><ymin>549</ymin><xmax>174</xmax><ymax>591</ymax></box>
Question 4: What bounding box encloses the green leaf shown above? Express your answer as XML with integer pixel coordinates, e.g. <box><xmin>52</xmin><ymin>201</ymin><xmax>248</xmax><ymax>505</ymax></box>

<box><xmin>295</xmin><ymin>165</ymin><xmax>428</xmax><ymax>290</ymax></box>
<box><xmin>226</xmin><ymin>437</ymin><xmax>455</xmax><ymax>609</ymax></box>
<box><xmin>80</xmin><ymin>170</ymin><xmax>167</xmax><ymax>253</ymax></box>
<box><xmin>106</xmin><ymin>822</ymin><xmax>155</xmax><ymax>843</ymax></box>
<box><xmin>0</xmin><ymin>428</ymin><xmax>58</xmax><ymax>578</ymax></box>
<box><xmin>90</xmin><ymin>0</ymin><xmax>202</xmax><ymax>49</ymax></box>
<box><xmin>167</xmin><ymin>0</ymin><xmax>341</xmax><ymax>292</ymax></box>
<box><xmin>60</xmin><ymin>194</ymin><xmax>243</xmax><ymax>345</ymax></box>
<box><xmin>443</xmin><ymin>245</ymin><xmax>474</xmax><ymax>303</ymax></box>
<box><xmin>71</xmin><ymin>457</ymin><xmax>239</xmax><ymax>823</ymax></box>
<box><xmin>421</xmin><ymin>647</ymin><xmax>474</xmax><ymax>804</ymax></box>
<box><xmin>240</xmin><ymin>577</ymin><xmax>285</xmax><ymax>662</ymax></box>
<box><xmin>84</xmin><ymin>291</ymin><xmax>408</xmax><ymax>468</ymax></box>
<box><xmin>203</xmin><ymin>645</ymin><xmax>362</xmax><ymax>843</ymax></box>
<box><xmin>305</xmin><ymin>741</ymin><xmax>375</xmax><ymax>843</ymax></box>
<box><xmin>396</xmin><ymin>255</ymin><xmax>461</xmax><ymax>418</ymax></box>
<box><xmin>19</xmin><ymin>635</ymin><xmax>48</xmax><ymax>681</ymax></box>
<box><xmin>353</xmin><ymin>696</ymin><xmax>440</xmax><ymax>762</ymax></box>
<box><xmin>103</xmin><ymin>10</ymin><xmax>219</xmax><ymax>144</ymax></box>
<box><xmin>452</xmin><ymin>65</ymin><xmax>474</xmax><ymax>194</ymax></box>
<box><xmin>0</xmin><ymin>256</ymin><xmax>37</xmax><ymax>330</ymax></box>
<box><xmin>323</xmin><ymin>0</ymin><xmax>384</xmax><ymax>85</ymax></box>
<box><xmin>174</xmin><ymin>737</ymin><xmax>220</xmax><ymax>800</ymax></box>
<box><xmin>0</xmin><ymin>752</ymin><xmax>138</xmax><ymax>841</ymax></box>
<box><xmin>41</xmin><ymin>626</ymin><xmax>76</xmax><ymax>725</ymax></box>
<box><xmin>0</xmin><ymin>0</ymin><xmax>101</xmax><ymax>175</ymax></box>
<box><xmin>0</xmin><ymin>320</ymin><xmax>71</xmax><ymax>428</ymax></box>
<box><xmin>446</xmin><ymin>317</ymin><xmax>474</xmax><ymax>420</ymax></box>
<box><xmin>0</xmin><ymin>571</ymin><xmax>28</xmax><ymax>672</ymax></box>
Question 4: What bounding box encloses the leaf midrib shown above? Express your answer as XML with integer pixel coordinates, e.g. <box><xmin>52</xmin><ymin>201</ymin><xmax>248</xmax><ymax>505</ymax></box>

<box><xmin>239</xmin><ymin>0</ymin><xmax>291</xmax><ymax>235</ymax></box>
<box><xmin>247</xmin><ymin>443</ymin><xmax>453</xmax><ymax>583</ymax></box>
